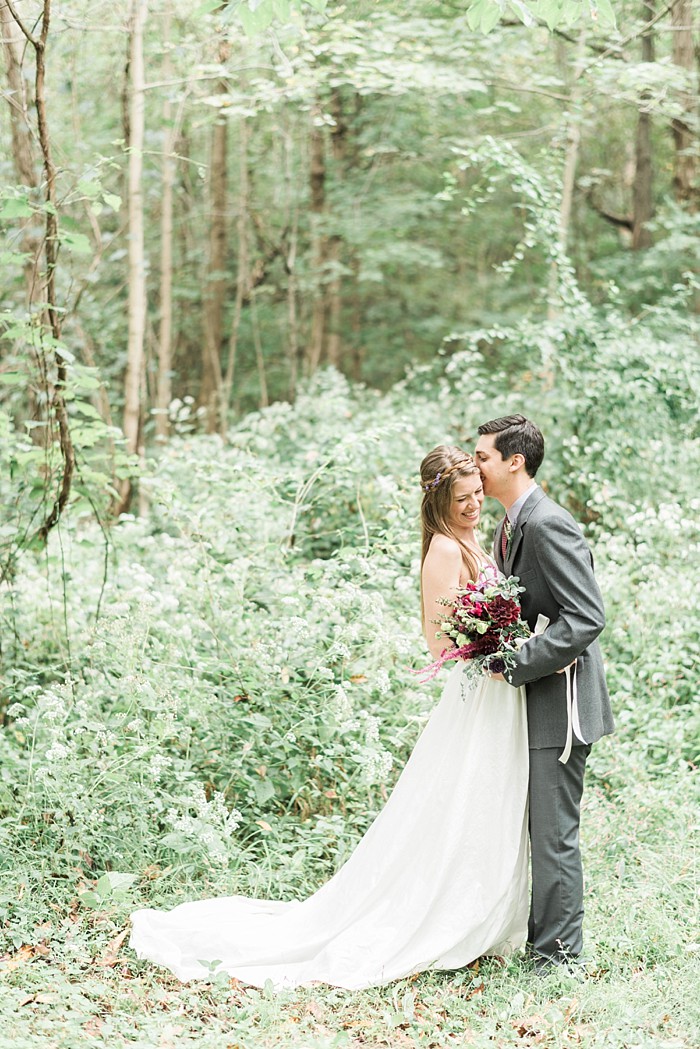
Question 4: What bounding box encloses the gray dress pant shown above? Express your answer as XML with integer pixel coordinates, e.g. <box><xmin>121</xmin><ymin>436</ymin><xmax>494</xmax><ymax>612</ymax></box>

<box><xmin>528</xmin><ymin>744</ymin><xmax>592</xmax><ymax>962</ymax></box>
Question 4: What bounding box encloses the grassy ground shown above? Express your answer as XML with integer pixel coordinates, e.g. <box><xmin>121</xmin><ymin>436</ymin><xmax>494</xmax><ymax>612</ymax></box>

<box><xmin>1</xmin><ymin>741</ymin><xmax>697</xmax><ymax>1049</ymax></box>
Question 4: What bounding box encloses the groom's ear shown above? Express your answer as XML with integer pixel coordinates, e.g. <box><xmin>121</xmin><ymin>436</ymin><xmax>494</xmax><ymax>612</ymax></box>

<box><xmin>508</xmin><ymin>453</ymin><xmax>526</xmax><ymax>473</ymax></box>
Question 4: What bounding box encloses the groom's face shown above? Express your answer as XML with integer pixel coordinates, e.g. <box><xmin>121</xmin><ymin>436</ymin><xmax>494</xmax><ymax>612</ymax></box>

<box><xmin>474</xmin><ymin>434</ymin><xmax>512</xmax><ymax>499</ymax></box>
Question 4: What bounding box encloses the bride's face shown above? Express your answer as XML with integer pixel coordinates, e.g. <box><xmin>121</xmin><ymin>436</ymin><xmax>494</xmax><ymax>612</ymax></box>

<box><xmin>448</xmin><ymin>473</ymin><xmax>484</xmax><ymax>532</ymax></box>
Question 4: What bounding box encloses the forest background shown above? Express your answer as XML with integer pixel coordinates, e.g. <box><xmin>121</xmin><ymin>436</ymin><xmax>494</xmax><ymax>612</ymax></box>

<box><xmin>0</xmin><ymin>0</ymin><xmax>699</xmax><ymax>1046</ymax></box>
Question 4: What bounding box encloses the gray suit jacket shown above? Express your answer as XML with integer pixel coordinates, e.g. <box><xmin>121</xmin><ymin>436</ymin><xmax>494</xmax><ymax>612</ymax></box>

<box><xmin>495</xmin><ymin>488</ymin><xmax>615</xmax><ymax>750</ymax></box>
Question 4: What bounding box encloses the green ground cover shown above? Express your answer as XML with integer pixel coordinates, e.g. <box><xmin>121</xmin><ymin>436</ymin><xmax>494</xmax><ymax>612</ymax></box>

<box><xmin>1</xmin><ymin>354</ymin><xmax>698</xmax><ymax>1047</ymax></box>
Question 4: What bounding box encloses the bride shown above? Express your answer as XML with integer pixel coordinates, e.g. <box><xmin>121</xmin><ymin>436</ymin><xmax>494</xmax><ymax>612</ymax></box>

<box><xmin>130</xmin><ymin>446</ymin><xmax>530</xmax><ymax>989</ymax></box>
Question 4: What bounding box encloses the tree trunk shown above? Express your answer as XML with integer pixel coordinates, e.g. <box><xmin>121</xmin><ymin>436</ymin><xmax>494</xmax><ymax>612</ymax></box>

<box><xmin>547</xmin><ymin>29</ymin><xmax>586</xmax><ymax>321</ymax></box>
<box><xmin>286</xmin><ymin>209</ymin><xmax>300</xmax><ymax>398</ymax></box>
<box><xmin>307</xmin><ymin>113</ymin><xmax>327</xmax><ymax>374</ymax></box>
<box><xmin>281</xmin><ymin>119</ymin><xmax>301</xmax><ymax>398</ymax></box>
<box><xmin>5</xmin><ymin>0</ymin><xmax>75</xmax><ymax>542</ymax></box>
<box><xmin>155</xmin><ymin>0</ymin><xmax>174</xmax><ymax>442</ymax></box>
<box><xmin>119</xmin><ymin>0</ymin><xmax>148</xmax><ymax>511</ymax></box>
<box><xmin>350</xmin><ymin>252</ymin><xmax>363</xmax><ymax>382</ymax></box>
<box><xmin>251</xmin><ymin>291</ymin><xmax>268</xmax><ymax>408</ymax></box>
<box><xmin>325</xmin><ymin>91</ymin><xmax>348</xmax><ymax>368</ymax></box>
<box><xmin>632</xmin><ymin>1</ymin><xmax>655</xmax><ymax>250</ymax></box>
<box><xmin>307</xmin><ymin>93</ymin><xmax>351</xmax><ymax>374</ymax></box>
<box><xmin>671</xmin><ymin>0</ymin><xmax>697</xmax><ymax>210</ymax></box>
<box><xmin>0</xmin><ymin>0</ymin><xmax>40</xmax><ymax>304</ymax></box>
<box><xmin>326</xmin><ymin>235</ymin><xmax>342</xmax><ymax>367</ymax></box>
<box><xmin>222</xmin><ymin>115</ymin><xmax>250</xmax><ymax>431</ymax></box>
<box><xmin>200</xmin><ymin>41</ymin><xmax>230</xmax><ymax>433</ymax></box>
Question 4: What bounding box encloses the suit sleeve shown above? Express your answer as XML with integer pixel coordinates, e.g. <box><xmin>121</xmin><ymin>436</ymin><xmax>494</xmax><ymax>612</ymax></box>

<box><xmin>507</xmin><ymin>514</ymin><xmax>605</xmax><ymax>687</ymax></box>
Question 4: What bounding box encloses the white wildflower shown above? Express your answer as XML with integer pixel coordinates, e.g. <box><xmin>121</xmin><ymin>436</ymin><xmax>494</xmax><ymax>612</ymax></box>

<box><xmin>46</xmin><ymin>742</ymin><xmax>68</xmax><ymax>761</ymax></box>
<box><xmin>374</xmin><ymin>669</ymin><xmax>391</xmax><ymax>695</ymax></box>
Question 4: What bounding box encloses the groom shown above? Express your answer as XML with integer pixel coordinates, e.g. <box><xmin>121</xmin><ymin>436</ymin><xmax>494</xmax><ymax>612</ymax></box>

<box><xmin>474</xmin><ymin>415</ymin><xmax>614</xmax><ymax>974</ymax></box>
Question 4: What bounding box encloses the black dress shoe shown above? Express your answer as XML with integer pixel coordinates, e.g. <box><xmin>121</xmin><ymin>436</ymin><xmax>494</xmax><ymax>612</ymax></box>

<box><xmin>533</xmin><ymin>953</ymin><xmax>591</xmax><ymax>979</ymax></box>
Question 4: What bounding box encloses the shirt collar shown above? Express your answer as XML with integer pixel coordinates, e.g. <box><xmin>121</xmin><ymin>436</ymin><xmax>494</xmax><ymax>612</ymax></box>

<box><xmin>507</xmin><ymin>482</ymin><xmax>538</xmax><ymax>527</ymax></box>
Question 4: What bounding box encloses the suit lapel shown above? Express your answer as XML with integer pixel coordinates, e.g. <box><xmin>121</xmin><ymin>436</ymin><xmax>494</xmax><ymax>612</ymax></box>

<box><xmin>505</xmin><ymin>487</ymin><xmax>546</xmax><ymax>573</ymax></box>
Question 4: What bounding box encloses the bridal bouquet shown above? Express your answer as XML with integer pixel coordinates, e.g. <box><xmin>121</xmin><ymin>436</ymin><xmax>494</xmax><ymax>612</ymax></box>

<box><xmin>416</xmin><ymin>575</ymin><xmax>531</xmax><ymax>686</ymax></box>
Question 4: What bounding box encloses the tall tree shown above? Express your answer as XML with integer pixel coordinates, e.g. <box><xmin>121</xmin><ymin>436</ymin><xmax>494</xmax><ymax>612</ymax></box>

<box><xmin>325</xmin><ymin>89</ymin><xmax>350</xmax><ymax>368</ymax></box>
<box><xmin>307</xmin><ymin>108</ymin><xmax>328</xmax><ymax>374</ymax></box>
<box><xmin>4</xmin><ymin>0</ymin><xmax>74</xmax><ymax>540</ymax></box>
<box><xmin>670</xmin><ymin>0</ymin><xmax>697</xmax><ymax>210</ymax></box>
<box><xmin>548</xmin><ymin>28</ymin><xmax>586</xmax><ymax>319</ymax></box>
<box><xmin>200</xmin><ymin>35</ymin><xmax>230</xmax><ymax>433</ymax></box>
<box><xmin>155</xmin><ymin>0</ymin><xmax>176</xmax><ymax>442</ymax></box>
<box><xmin>119</xmin><ymin>0</ymin><xmax>148</xmax><ymax>510</ymax></box>
<box><xmin>632</xmin><ymin>0</ymin><xmax>655</xmax><ymax>250</ymax></box>
<box><xmin>0</xmin><ymin>1</ymin><xmax>40</xmax><ymax>303</ymax></box>
<box><xmin>222</xmin><ymin>115</ymin><xmax>249</xmax><ymax>427</ymax></box>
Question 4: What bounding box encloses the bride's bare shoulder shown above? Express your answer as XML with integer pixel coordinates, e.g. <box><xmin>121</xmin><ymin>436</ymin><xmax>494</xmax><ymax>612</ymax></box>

<box><xmin>424</xmin><ymin>533</ymin><xmax>462</xmax><ymax>564</ymax></box>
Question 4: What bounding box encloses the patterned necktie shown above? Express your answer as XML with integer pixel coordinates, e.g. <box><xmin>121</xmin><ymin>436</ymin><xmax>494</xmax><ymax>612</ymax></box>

<box><xmin>501</xmin><ymin>517</ymin><xmax>512</xmax><ymax>561</ymax></box>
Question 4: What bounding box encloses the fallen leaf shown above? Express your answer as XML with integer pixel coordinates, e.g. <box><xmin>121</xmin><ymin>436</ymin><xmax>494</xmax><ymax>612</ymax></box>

<box><xmin>0</xmin><ymin>944</ymin><xmax>38</xmax><ymax>971</ymax></box>
<box><xmin>83</xmin><ymin>1017</ymin><xmax>104</xmax><ymax>1037</ymax></box>
<box><xmin>255</xmin><ymin>820</ymin><xmax>272</xmax><ymax>831</ymax></box>
<box><xmin>159</xmin><ymin>1023</ymin><xmax>183</xmax><ymax>1048</ymax></box>
<box><xmin>96</xmin><ymin>927</ymin><xmax>129</xmax><ymax>967</ymax></box>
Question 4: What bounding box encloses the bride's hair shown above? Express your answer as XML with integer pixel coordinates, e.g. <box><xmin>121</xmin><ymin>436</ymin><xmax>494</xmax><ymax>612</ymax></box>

<box><xmin>419</xmin><ymin>447</ymin><xmax>482</xmax><ymax>620</ymax></box>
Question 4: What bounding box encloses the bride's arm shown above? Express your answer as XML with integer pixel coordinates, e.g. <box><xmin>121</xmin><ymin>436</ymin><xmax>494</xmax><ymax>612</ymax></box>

<box><xmin>421</xmin><ymin>535</ymin><xmax>462</xmax><ymax>661</ymax></box>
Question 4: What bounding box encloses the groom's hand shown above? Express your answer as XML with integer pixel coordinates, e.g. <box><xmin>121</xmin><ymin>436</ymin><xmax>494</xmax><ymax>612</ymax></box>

<box><xmin>556</xmin><ymin>658</ymin><xmax>577</xmax><ymax>675</ymax></box>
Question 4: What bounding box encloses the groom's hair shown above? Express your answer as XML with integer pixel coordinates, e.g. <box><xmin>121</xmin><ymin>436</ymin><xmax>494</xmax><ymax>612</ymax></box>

<box><xmin>477</xmin><ymin>414</ymin><xmax>544</xmax><ymax>477</ymax></box>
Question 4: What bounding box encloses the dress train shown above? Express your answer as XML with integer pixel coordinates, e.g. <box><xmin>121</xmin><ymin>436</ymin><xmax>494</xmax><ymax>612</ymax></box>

<box><xmin>130</xmin><ymin>665</ymin><xmax>529</xmax><ymax>990</ymax></box>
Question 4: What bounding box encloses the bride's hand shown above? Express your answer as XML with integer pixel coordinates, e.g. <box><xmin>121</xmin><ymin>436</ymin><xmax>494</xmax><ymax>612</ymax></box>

<box><xmin>556</xmin><ymin>658</ymin><xmax>577</xmax><ymax>675</ymax></box>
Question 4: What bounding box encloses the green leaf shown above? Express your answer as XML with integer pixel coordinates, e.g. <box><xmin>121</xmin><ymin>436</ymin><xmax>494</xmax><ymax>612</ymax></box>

<box><xmin>61</xmin><ymin>231</ymin><xmax>92</xmax><ymax>255</ymax></box>
<box><xmin>239</xmin><ymin>0</ymin><xmax>275</xmax><ymax>36</ymax></box>
<box><xmin>530</xmin><ymin>0</ymin><xmax>560</xmax><ymax>29</ymax></box>
<box><xmin>194</xmin><ymin>0</ymin><xmax>221</xmax><ymax>14</ymax></box>
<box><xmin>55</xmin><ymin>345</ymin><xmax>76</xmax><ymax>364</ymax></box>
<box><xmin>0</xmin><ymin>372</ymin><xmax>26</xmax><ymax>385</ymax></box>
<box><xmin>272</xmin><ymin>0</ymin><xmax>290</xmax><ymax>21</ymax></box>
<box><xmin>96</xmin><ymin>872</ymin><xmax>138</xmax><ymax>896</ymax></box>
<box><xmin>71</xmin><ymin>401</ymin><xmax>104</xmax><ymax>421</ymax></box>
<box><xmin>480</xmin><ymin>2</ymin><xmax>503</xmax><ymax>33</ymax></box>
<box><xmin>592</xmin><ymin>0</ymin><xmax>616</xmax><ymax>29</ymax></box>
<box><xmin>0</xmin><ymin>197</ymin><xmax>33</xmax><ymax>219</ymax></box>
<box><xmin>254</xmin><ymin>778</ymin><xmax>276</xmax><ymax>804</ymax></box>
<box><xmin>466</xmin><ymin>0</ymin><xmax>502</xmax><ymax>34</ymax></box>
<box><xmin>71</xmin><ymin>367</ymin><xmax>103</xmax><ymax>391</ymax></box>
<box><xmin>102</xmin><ymin>192</ymin><xmax>122</xmax><ymax>212</ymax></box>
<box><xmin>0</xmin><ymin>249</ymin><xmax>31</xmax><ymax>266</ymax></box>
<box><xmin>77</xmin><ymin>178</ymin><xmax>101</xmax><ymax>199</ymax></box>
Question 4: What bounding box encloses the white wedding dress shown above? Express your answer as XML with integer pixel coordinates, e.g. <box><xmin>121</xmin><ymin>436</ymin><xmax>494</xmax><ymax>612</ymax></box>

<box><xmin>131</xmin><ymin>598</ymin><xmax>530</xmax><ymax>990</ymax></box>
